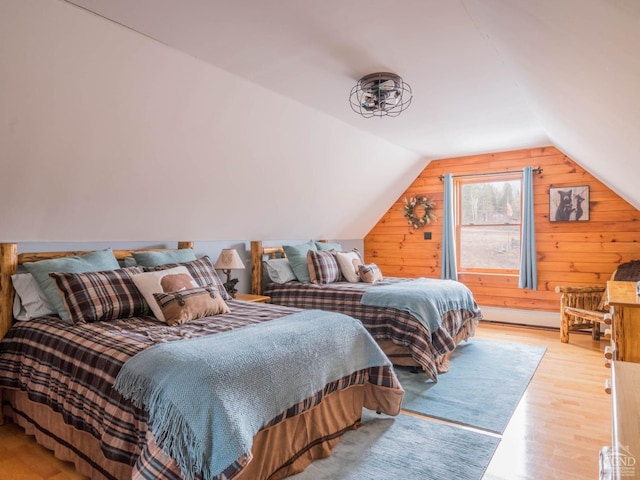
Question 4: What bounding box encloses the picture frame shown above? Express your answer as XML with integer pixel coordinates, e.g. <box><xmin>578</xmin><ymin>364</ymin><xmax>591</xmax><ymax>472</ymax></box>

<box><xmin>549</xmin><ymin>185</ymin><xmax>589</xmax><ymax>222</ymax></box>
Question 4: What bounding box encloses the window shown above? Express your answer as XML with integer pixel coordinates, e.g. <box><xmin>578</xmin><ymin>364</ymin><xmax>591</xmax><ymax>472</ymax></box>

<box><xmin>456</xmin><ymin>173</ymin><xmax>522</xmax><ymax>273</ymax></box>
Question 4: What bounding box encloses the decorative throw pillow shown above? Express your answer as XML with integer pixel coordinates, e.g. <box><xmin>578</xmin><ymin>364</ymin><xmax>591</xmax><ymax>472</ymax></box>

<box><xmin>153</xmin><ymin>286</ymin><xmax>230</xmax><ymax>325</ymax></box>
<box><xmin>23</xmin><ymin>249</ymin><xmax>121</xmax><ymax>322</ymax></box>
<box><xmin>283</xmin><ymin>241</ymin><xmax>318</xmax><ymax>283</ymax></box>
<box><xmin>307</xmin><ymin>250</ymin><xmax>341</xmax><ymax>284</ymax></box>
<box><xmin>358</xmin><ymin>263</ymin><xmax>384</xmax><ymax>283</ymax></box>
<box><xmin>122</xmin><ymin>257</ymin><xmax>138</xmax><ymax>268</ymax></box>
<box><xmin>11</xmin><ymin>273</ymin><xmax>56</xmax><ymax>321</ymax></box>
<box><xmin>132</xmin><ymin>266</ymin><xmax>199</xmax><ymax>321</ymax></box>
<box><xmin>148</xmin><ymin>256</ymin><xmax>231</xmax><ymax>300</ymax></box>
<box><xmin>263</xmin><ymin>258</ymin><xmax>297</xmax><ymax>284</ymax></box>
<box><xmin>50</xmin><ymin>266</ymin><xmax>149</xmax><ymax>324</ymax></box>
<box><xmin>315</xmin><ymin>241</ymin><xmax>342</xmax><ymax>251</ymax></box>
<box><xmin>131</xmin><ymin>248</ymin><xmax>197</xmax><ymax>267</ymax></box>
<box><xmin>335</xmin><ymin>249</ymin><xmax>365</xmax><ymax>283</ymax></box>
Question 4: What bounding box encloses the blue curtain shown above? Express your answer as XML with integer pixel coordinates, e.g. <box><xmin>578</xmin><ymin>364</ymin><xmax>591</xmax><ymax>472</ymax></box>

<box><xmin>519</xmin><ymin>166</ymin><xmax>537</xmax><ymax>289</ymax></box>
<box><xmin>441</xmin><ymin>173</ymin><xmax>458</xmax><ymax>281</ymax></box>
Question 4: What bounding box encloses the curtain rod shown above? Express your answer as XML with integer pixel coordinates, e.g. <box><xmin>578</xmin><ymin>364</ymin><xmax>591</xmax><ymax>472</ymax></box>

<box><xmin>438</xmin><ymin>167</ymin><xmax>542</xmax><ymax>182</ymax></box>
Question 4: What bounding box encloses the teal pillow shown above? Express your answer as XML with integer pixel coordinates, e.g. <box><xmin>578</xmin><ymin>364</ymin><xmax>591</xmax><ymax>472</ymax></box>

<box><xmin>315</xmin><ymin>241</ymin><xmax>342</xmax><ymax>251</ymax></box>
<box><xmin>131</xmin><ymin>248</ymin><xmax>197</xmax><ymax>267</ymax></box>
<box><xmin>23</xmin><ymin>249</ymin><xmax>120</xmax><ymax>322</ymax></box>
<box><xmin>263</xmin><ymin>258</ymin><xmax>297</xmax><ymax>284</ymax></box>
<box><xmin>283</xmin><ymin>241</ymin><xmax>318</xmax><ymax>283</ymax></box>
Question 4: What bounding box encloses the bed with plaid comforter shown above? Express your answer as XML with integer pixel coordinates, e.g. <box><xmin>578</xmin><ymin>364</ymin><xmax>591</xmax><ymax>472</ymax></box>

<box><xmin>0</xmin><ymin>301</ymin><xmax>402</xmax><ymax>480</ymax></box>
<box><xmin>264</xmin><ymin>277</ymin><xmax>482</xmax><ymax>381</ymax></box>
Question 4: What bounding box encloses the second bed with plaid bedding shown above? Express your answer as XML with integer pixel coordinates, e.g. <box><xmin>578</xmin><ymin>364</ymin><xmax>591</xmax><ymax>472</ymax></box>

<box><xmin>264</xmin><ymin>277</ymin><xmax>483</xmax><ymax>381</ymax></box>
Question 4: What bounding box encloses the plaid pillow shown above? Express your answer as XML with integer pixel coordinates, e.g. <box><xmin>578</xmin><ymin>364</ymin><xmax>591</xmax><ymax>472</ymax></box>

<box><xmin>50</xmin><ymin>266</ymin><xmax>150</xmax><ymax>324</ymax></box>
<box><xmin>153</xmin><ymin>286</ymin><xmax>230</xmax><ymax>325</ymax></box>
<box><xmin>148</xmin><ymin>256</ymin><xmax>231</xmax><ymax>300</ymax></box>
<box><xmin>306</xmin><ymin>250</ymin><xmax>341</xmax><ymax>284</ymax></box>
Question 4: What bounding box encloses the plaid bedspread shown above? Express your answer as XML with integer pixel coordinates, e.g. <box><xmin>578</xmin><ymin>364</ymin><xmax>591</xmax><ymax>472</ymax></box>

<box><xmin>264</xmin><ymin>278</ymin><xmax>483</xmax><ymax>381</ymax></box>
<box><xmin>0</xmin><ymin>301</ymin><xmax>401</xmax><ymax>480</ymax></box>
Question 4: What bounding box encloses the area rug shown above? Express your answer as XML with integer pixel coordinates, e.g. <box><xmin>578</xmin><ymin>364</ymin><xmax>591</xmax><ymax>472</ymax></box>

<box><xmin>395</xmin><ymin>337</ymin><xmax>546</xmax><ymax>434</ymax></box>
<box><xmin>290</xmin><ymin>410</ymin><xmax>500</xmax><ymax>480</ymax></box>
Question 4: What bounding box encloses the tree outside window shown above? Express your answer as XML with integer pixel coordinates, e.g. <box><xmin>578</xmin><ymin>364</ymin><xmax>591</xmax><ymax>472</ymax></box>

<box><xmin>456</xmin><ymin>174</ymin><xmax>522</xmax><ymax>273</ymax></box>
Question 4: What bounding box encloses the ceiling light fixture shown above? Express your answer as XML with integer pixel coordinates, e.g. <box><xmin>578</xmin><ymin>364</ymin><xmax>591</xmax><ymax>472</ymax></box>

<box><xmin>349</xmin><ymin>72</ymin><xmax>412</xmax><ymax>118</ymax></box>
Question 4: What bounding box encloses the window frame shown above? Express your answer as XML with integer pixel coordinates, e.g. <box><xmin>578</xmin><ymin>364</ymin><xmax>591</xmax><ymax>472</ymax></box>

<box><xmin>455</xmin><ymin>173</ymin><xmax>523</xmax><ymax>275</ymax></box>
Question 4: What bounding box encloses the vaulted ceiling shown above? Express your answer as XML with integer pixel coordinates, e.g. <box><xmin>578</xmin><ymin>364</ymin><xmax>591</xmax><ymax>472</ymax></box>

<box><xmin>2</xmin><ymin>1</ymin><xmax>638</xmax><ymax>243</ymax></box>
<box><xmin>66</xmin><ymin>0</ymin><xmax>640</xmax><ymax>210</ymax></box>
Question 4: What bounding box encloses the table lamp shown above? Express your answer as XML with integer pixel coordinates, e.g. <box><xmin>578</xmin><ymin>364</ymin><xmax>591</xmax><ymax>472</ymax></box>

<box><xmin>214</xmin><ymin>248</ymin><xmax>245</xmax><ymax>298</ymax></box>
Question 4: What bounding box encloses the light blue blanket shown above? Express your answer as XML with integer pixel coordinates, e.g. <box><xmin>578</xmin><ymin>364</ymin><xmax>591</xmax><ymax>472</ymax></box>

<box><xmin>360</xmin><ymin>278</ymin><xmax>478</xmax><ymax>333</ymax></box>
<box><xmin>114</xmin><ymin>310</ymin><xmax>394</xmax><ymax>480</ymax></box>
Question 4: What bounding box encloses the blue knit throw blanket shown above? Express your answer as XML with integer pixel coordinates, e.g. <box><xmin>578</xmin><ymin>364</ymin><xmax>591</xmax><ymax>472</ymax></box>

<box><xmin>114</xmin><ymin>310</ymin><xmax>393</xmax><ymax>480</ymax></box>
<box><xmin>361</xmin><ymin>278</ymin><xmax>478</xmax><ymax>333</ymax></box>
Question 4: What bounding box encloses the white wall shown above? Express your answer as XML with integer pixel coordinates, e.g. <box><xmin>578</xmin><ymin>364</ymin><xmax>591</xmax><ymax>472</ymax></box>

<box><xmin>0</xmin><ymin>0</ymin><xmax>423</xmax><ymax>243</ymax></box>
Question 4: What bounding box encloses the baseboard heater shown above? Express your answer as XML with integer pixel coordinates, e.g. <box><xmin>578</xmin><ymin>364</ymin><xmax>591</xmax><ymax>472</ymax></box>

<box><xmin>479</xmin><ymin>306</ymin><xmax>558</xmax><ymax>329</ymax></box>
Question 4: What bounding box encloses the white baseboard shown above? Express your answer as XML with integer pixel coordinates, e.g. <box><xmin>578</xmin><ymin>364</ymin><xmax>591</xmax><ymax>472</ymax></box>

<box><xmin>479</xmin><ymin>306</ymin><xmax>559</xmax><ymax>329</ymax></box>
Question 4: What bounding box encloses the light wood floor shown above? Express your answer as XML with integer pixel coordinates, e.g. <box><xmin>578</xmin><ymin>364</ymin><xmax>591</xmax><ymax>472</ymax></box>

<box><xmin>0</xmin><ymin>321</ymin><xmax>611</xmax><ymax>480</ymax></box>
<box><xmin>477</xmin><ymin>322</ymin><xmax>610</xmax><ymax>480</ymax></box>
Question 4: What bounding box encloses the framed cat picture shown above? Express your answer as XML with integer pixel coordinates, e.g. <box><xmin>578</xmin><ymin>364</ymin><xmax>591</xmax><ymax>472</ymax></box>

<box><xmin>549</xmin><ymin>185</ymin><xmax>590</xmax><ymax>222</ymax></box>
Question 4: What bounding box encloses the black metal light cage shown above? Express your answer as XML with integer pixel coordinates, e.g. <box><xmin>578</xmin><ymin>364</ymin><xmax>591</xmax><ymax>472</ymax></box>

<box><xmin>349</xmin><ymin>72</ymin><xmax>412</xmax><ymax>118</ymax></box>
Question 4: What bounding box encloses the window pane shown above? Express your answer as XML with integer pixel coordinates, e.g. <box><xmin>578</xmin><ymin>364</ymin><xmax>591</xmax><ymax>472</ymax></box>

<box><xmin>461</xmin><ymin>180</ymin><xmax>521</xmax><ymax>225</ymax></box>
<box><xmin>460</xmin><ymin>225</ymin><xmax>521</xmax><ymax>270</ymax></box>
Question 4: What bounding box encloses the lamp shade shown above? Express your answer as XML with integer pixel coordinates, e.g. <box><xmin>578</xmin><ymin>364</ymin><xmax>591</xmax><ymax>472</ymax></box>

<box><xmin>214</xmin><ymin>249</ymin><xmax>245</xmax><ymax>270</ymax></box>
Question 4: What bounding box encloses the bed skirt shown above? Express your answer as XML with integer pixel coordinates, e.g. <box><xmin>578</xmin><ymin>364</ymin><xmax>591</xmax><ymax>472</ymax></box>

<box><xmin>377</xmin><ymin>314</ymin><xmax>478</xmax><ymax>373</ymax></box>
<box><xmin>1</xmin><ymin>385</ymin><xmax>367</xmax><ymax>480</ymax></box>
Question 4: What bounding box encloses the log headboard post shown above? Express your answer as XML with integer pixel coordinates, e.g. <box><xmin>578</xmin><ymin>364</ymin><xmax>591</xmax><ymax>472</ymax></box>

<box><xmin>0</xmin><ymin>243</ymin><xmax>18</xmax><ymax>341</ymax></box>
<box><xmin>251</xmin><ymin>241</ymin><xmax>289</xmax><ymax>296</ymax></box>
<box><xmin>251</xmin><ymin>241</ymin><xmax>264</xmax><ymax>295</ymax></box>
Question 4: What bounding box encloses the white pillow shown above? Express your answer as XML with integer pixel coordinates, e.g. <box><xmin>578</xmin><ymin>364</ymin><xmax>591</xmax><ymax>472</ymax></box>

<box><xmin>131</xmin><ymin>266</ymin><xmax>198</xmax><ymax>322</ymax></box>
<box><xmin>335</xmin><ymin>251</ymin><xmax>364</xmax><ymax>283</ymax></box>
<box><xmin>11</xmin><ymin>273</ymin><xmax>56</xmax><ymax>321</ymax></box>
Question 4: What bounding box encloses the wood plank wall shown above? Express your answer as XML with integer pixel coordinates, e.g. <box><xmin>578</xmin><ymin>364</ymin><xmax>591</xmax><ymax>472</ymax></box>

<box><xmin>364</xmin><ymin>146</ymin><xmax>640</xmax><ymax>312</ymax></box>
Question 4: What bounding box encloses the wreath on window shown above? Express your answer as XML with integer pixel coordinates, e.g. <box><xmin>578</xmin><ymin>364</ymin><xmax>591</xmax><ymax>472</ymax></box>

<box><xmin>403</xmin><ymin>195</ymin><xmax>437</xmax><ymax>229</ymax></box>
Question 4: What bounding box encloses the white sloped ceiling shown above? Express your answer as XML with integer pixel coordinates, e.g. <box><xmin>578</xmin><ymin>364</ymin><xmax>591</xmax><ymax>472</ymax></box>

<box><xmin>64</xmin><ymin>0</ymin><xmax>640</xmax><ymax>210</ymax></box>
<box><xmin>464</xmin><ymin>0</ymin><xmax>640</xmax><ymax>210</ymax></box>
<box><xmin>2</xmin><ymin>0</ymin><xmax>638</xmax><ymax>242</ymax></box>
<box><xmin>1</xmin><ymin>0</ymin><xmax>424</xmax><ymax>242</ymax></box>
<box><xmin>64</xmin><ymin>0</ymin><xmax>549</xmax><ymax>158</ymax></box>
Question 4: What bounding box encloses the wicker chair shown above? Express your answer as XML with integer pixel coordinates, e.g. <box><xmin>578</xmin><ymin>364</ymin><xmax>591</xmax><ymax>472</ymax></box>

<box><xmin>555</xmin><ymin>285</ymin><xmax>610</xmax><ymax>342</ymax></box>
<box><xmin>556</xmin><ymin>260</ymin><xmax>640</xmax><ymax>343</ymax></box>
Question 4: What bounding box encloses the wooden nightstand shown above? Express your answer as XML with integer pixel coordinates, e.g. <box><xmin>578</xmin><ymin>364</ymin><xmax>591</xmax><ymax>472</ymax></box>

<box><xmin>233</xmin><ymin>293</ymin><xmax>271</xmax><ymax>303</ymax></box>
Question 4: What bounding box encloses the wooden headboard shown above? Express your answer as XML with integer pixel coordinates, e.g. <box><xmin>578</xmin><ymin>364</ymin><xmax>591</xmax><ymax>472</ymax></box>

<box><xmin>0</xmin><ymin>241</ymin><xmax>194</xmax><ymax>341</ymax></box>
<box><xmin>250</xmin><ymin>241</ymin><xmax>286</xmax><ymax>296</ymax></box>
<box><xmin>250</xmin><ymin>240</ymin><xmax>332</xmax><ymax>295</ymax></box>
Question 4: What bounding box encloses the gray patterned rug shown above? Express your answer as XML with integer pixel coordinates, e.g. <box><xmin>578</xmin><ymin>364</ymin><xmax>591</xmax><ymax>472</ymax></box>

<box><xmin>291</xmin><ymin>410</ymin><xmax>500</xmax><ymax>480</ymax></box>
<box><xmin>396</xmin><ymin>337</ymin><xmax>546</xmax><ymax>433</ymax></box>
